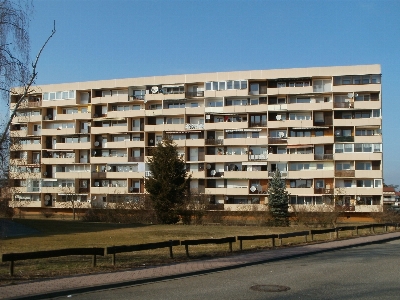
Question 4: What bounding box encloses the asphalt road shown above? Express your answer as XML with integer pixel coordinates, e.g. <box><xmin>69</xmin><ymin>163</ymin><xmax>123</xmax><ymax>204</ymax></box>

<box><xmin>55</xmin><ymin>239</ymin><xmax>400</xmax><ymax>300</ymax></box>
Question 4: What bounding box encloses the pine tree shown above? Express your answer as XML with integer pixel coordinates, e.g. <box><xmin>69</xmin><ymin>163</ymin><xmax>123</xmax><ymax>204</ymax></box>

<box><xmin>267</xmin><ymin>170</ymin><xmax>289</xmax><ymax>226</ymax></box>
<box><xmin>146</xmin><ymin>137</ymin><xmax>190</xmax><ymax>224</ymax></box>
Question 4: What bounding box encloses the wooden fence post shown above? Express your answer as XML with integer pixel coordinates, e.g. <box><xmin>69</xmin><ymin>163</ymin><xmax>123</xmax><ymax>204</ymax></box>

<box><xmin>169</xmin><ymin>240</ymin><xmax>173</xmax><ymax>258</ymax></box>
<box><xmin>185</xmin><ymin>244</ymin><xmax>189</xmax><ymax>257</ymax></box>
<box><xmin>92</xmin><ymin>254</ymin><xmax>96</xmax><ymax>267</ymax></box>
<box><xmin>335</xmin><ymin>228</ymin><xmax>339</xmax><ymax>239</ymax></box>
<box><xmin>271</xmin><ymin>237</ymin><xmax>275</xmax><ymax>248</ymax></box>
<box><xmin>9</xmin><ymin>260</ymin><xmax>14</xmax><ymax>276</ymax></box>
<box><xmin>229</xmin><ymin>241</ymin><xmax>233</xmax><ymax>252</ymax></box>
<box><xmin>239</xmin><ymin>239</ymin><xmax>243</xmax><ymax>251</ymax></box>
<box><xmin>112</xmin><ymin>253</ymin><xmax>116</xmax><ymax>266</ymax></box>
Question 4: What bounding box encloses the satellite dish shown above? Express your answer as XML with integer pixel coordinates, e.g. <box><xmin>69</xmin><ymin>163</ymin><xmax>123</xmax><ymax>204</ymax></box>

<box><xmin>206</xmin><ymin>164</ymin><xmax>211</xmax><ymax>169</ymax></box>
<box><xmin>347</xmin><ymin>93</ymin><xmax>353</xmax><ymax>98</ymax></box>
<box><xmin>278</xmin><ymin>132</ymin><xmax>285</xmax><ymax>138</ymax></box>
<box><xmin>94</xmin><ymin>141</ymin><xmax>99</xmax><ymax>146</ymax></box>
<box><xmin>276</xmin><ymin>115</ymin><xmax>282</xmax><ymax>121</ymax></box>
<box><xmin>45</xmin><ymin>195</ymin><xmax>50</xmax><ymax>201</ymax></box>
<box><xmin>224</xmin><ymin>196</ymin><xmax>228</xmax><ymax>201</ymax></box>
<box><xmin>151</xmin><ymin>86</ymin><xmax>159</xmax><ymax>94</ymax></box>
<box><xmin>250</xmin><ymin>186</ymin><xmax>257</xmax><ymax>192</ymax></box>
<box><xmin>211</xmin><ymin>170</ymin><xmax>216</xmax><ymax>176</ymax></box>
<box><xmin>130</xmin><ymin>187</ymin><xmax>134</xmax><ymax>192</ymax></box>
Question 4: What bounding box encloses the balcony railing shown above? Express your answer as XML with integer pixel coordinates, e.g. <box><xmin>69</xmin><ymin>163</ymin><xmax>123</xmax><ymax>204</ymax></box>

<box><xmin>314</xmin><ymin>154</ymin><xmax>333</xmax><ymax>160</ymax></box>
<box><xmin>186</xmin><ymin>91</ymin><xmax>204</xmax><ymax>98</ymax></box>
<box><xmin>336</xmin><ymin>205</ymin><xmax>355</xmax><ymax>211</ymax></box>
<box><xmin>129</xmin><ymin>95</ymin><xmax>145</xmax><ymax>101</ymax></box>
<box><xmin>334</xmin><ymin>136</ymin><xmax>354</xmax><ymax>142</ymax></box>
<box><xmin>248</xmin><ymin>154</ymin><xmax>268</xmax><ymax>161</ymax></box>
<box><xmin>314</xmin><ymin>188</ymin><xmax>333</xmax><ymax>194</ymax></box>
<box><xmin>268</xmin><ymin>171</ymin><xmax>287</xmax><ymax>177</ymax></box>
<box><xmin>249</xmin><ymin>122</ymin><xmax>267</xmax><ymax>127</ymax></box>
<box><xmin>268</xmin><ymin>138</ymin><xmax>287</xmax><ymax>144</ymax></box>
<box><xmin>335</xmin><ymin>170</ymin><xmax>355</xmax><ymax>177</ymax></box>
<box><xmin>185</xmin><ymin>123</ymin><xmax>205</xmax><ymax>130</ymax></box>
<box><xmin>128</xmin><ymin>156</ymin><xmax>144</xmax><ymax>162</ymax></box>
<box><xmin>333</xmin><ymin>102</ymin><xmax>353</xmax><ymax>108</ymax></box>
<box><xmin>92</xmin><ymin>172</ymin><xmax>106</xmax><ymax>179</ymax></box>
<box><xmin>79</xmin><ymin>187</ymin><xmax>89</xmax><ymax>193</ymax></box>
<box><xmin>206</xmin><ymin>204</ymin><xmax>224</xmax><ymax>210</ymax></box>
<box><xmin>205</xmin><ymin>139</ymin><xmax>223</xmax><ymax>145</ymax></box>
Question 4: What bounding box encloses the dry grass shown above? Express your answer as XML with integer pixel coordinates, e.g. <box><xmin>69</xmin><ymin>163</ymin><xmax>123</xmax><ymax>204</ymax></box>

<box><xmin>0</xmin><ymin>219</ymin><xmax>307</xmax><ymax>284</ymax></box>
<box><xmin>0</xmin><ymin>218</ymin><xmax>391</xmax><ymax>285</ymax></box>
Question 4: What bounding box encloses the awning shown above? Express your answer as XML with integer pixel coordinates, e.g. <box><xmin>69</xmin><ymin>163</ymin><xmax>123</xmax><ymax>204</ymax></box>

<box><xmin>42</xmin><ymin>178</ymin><xmax>57</xmax><ymax>181</ymax></box>
<box><xmin>286</xmin><ymin>144</ymin><xmax>314</xmax><ymax>149</ymax></box>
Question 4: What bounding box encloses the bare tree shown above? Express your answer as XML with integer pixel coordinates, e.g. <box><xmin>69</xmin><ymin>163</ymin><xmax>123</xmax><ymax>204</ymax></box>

<box><xmin>0</xmin><ymin>2</ymin><xmax>56</xmax><ymax>217</ymax></box>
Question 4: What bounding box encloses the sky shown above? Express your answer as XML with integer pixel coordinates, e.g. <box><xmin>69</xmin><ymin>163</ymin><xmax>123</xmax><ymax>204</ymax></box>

<box><xmin>10</xmin><ymin>0</ymin><xmax>400</xmax><ymax>184</ymax></box>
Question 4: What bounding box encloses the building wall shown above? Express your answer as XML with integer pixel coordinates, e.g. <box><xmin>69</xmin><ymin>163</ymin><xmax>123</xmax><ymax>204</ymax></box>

<box><xmin>9</xmin><ymin>65</ymin><xmax>383</xmax><ymax>211</ymax></box>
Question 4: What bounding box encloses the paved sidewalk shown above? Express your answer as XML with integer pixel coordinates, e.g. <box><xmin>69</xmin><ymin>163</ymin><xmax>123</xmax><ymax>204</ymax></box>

<box><xmin>2</xmin><ymin>232</ymin><xmax>400</xmax><ymax>300</ymax></box>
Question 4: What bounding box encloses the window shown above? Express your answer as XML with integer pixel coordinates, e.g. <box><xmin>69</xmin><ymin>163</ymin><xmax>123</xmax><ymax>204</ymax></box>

<box><xmin>317</xmin><ymin>163</ymin><xmax>324</xmax><ymax>170</ymax></box>
<box><xmin>289</xmin><ymin>113</ymin><xmax>311</xmax><ymax>120</ymax></box>
<box><xmin>290</xmin><ymin>179</ymin><xmax>312</xmax><ymax>188</ymax></box>
<box><xmin>344</xmin><ymin>180</ymin><xmax>352</xmax><ymax>187</ymax></box>
<box><xmin>333</xmin><ymin>75</ymin><xmax>380</xmax><ymax>85</ymax></box>
<box><xmin>357</xmin><ymin>180</ymin><xmax>373</xmax><ymax>187</ymax></box>
<box><xmin>277</xmin><ymin>82</ymin><xmax>286</xmax><ymax>88</ymax></box>
<box><xmin>315</xmin><ymin>130</ymin><xmax>324</xmax><ymax>137</ymax></box>
<box><xmin>336</xmin><ymin>162</ymin><xmax>351</xmax><ymax>170</ymax></box>
<box><xmin>356</xmin><ymin>162</ymin><xmax>371</xmax><ymax>170</ymax></box>
<box><xmin>315</xmin><ymin>180</ymin><xmax>324</xmax><ymax>188</ymax></box>
<box><xmin>289</xmin><ymin>163</ymin><xmax>310</xmax><ymax>171</ymax></box>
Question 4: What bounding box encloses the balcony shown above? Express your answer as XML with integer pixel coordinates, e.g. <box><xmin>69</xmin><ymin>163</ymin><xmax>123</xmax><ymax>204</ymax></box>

<box><xmin>205</xmin><ymin>139</ymin><xmax>223</xmax><ymax>145</ymax></box>
<box><xmin>334</xmin><ymin>136</ymin><xmax>354</xmax><ymax>142</ymax></box>
<box><xmin>92</xmin><ymin>172</ymin><xmax>107</xmax><ymax>179</ymax></box>
<box><xmin>336</xmin><ymin>205</ymin><xmax>355</xmax><ymax>212</ymax></box>
<box><xmin>128</xmin><ymin>156</ymin><xmax>144</xmax><ymax>162</ymax></box>
<box><xmin>314</xmin><ymin>188</ymin><xmax>333</xmax><ymax>194</ymax></box>
<box><xmin>249</xmin><ymin>122</ymin><xmax>267</xmax><ymax>127</ymax></box>
<box><xmin>248</xmin><ymin>154</ymin><xmax>268</xmax><ymax>161</ymax></box>
<box><xmin>185</xmin><ymin>123</ymin><xmax>204</xmax><ymax>130</ymax></box>
<box><xmin>186</xmin><ymin>91</ymin><xmax>204</xmax><ymax>98</ymax></box>
<box><xmin>335</xmin><ymin>170</ymin><xmax>355</xmax><ymax>177</ymax></box>
<box><xmin>334</xmin><ymin>102</ymin><xmax>353</xmax><ymax>109</ymax></box>
<box><xmin>268</xmin><ymin>171</ymin><xmax>287</xmax><ymax>177</ymax></box>
<box><xmin>314</xmin><ymin>154</ymin><xmax>333</xmax><ymax>160</ymax></box>
<box><xmin>268</xmin><ymin>138</ymin><xmax>287</xmax><ymax>144</ymax></box>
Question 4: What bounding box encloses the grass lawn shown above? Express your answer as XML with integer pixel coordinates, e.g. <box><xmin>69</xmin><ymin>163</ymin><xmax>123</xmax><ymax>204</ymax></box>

<box><xmin>0</xmin><ymin>218</ymin><xmax>386</xmax><ymax>285</ymax></box>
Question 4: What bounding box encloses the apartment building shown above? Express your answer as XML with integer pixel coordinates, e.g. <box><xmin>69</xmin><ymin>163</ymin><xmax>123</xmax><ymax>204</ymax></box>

<box><xmin>8</xmin><ymin>64</ymin><xmax>383</xmax><ymax>212</ymax></box>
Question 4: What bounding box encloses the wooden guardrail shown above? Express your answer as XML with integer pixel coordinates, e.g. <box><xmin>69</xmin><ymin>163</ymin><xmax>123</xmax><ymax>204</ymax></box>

<box><xmin>105</xmin><ymin>240</ymin><xmax>180</xmax><ymax>266</ymax></box>
<box><xmin>2</xmin><ymin>247</ymin><xmax>104</xmax><ymax>276</ymax></box>
<box><xmin>309</xmin><ymin>228</ymin><xmax>336</xmax><ymax>241</ymax></box>
<box><xmin>2</xmin><ymin>223</ymin><xmax>399</xmax><ymax>276</ymax></box>
<box><xmin>180</xmin><ymin>237</ymin><xmax>236</xmax><ymax>257</ymax></box>
<box><xmin>236</xmin><ymin>234</ymin><xmax>278</xmax><ymax>250</ymax></box>
<box><xmin>278</xmin><ymin>231</ymin><xmax>309</xmax><ymax>246</ymax></box>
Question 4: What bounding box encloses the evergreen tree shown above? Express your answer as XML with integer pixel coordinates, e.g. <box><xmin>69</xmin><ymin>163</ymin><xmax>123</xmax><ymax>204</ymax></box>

<box><xmin>267</xmin><ymin>170</ymin><xmax>289</xmax><ymax>226</ymax></box>
<box><xmin>146</xmin><ymin>137</ymin><xmax>190</xmax><ymax>224</ymax></box>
